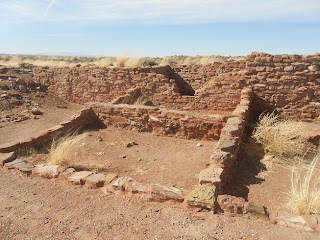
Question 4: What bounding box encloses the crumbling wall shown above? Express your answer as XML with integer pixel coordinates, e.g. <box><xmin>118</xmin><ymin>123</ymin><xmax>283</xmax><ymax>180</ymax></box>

<box><xmin>91</xmin><ymin>102</ymin><xmax>228</xmax><ymax>140</ymax></box>
<box><xmin>246</xmin><ymin>53</ymin><xmax>320</xmax><ymax>119</ymax></box>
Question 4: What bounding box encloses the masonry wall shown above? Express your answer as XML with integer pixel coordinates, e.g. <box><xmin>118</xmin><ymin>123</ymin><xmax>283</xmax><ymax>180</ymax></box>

<box><xmin>91</xmin><ymin>103</ymin><xmax>228</xmax><ymax>140</ymax></box>
<box><xmin>30</xmin><ymin>53</ymin><xmax>320</xmax><ymax>119</ymax></box>
<box><xmin>245</xmin><ymin>53</ymin><xmax>320</xmax><ymax>119</ymax></box>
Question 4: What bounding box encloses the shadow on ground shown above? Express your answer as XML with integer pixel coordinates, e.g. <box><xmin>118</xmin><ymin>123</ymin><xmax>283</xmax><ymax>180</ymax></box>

<box><xmin>223</xmin><ymin>137</ymin><xmax>267</xmax><ymax>200</ymax></box>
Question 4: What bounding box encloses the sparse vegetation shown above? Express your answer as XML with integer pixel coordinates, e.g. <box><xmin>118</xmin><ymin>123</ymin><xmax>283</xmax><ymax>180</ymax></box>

<box><xmin>48</xmin><ymin>132</ymin><xmax>88</xmax><ymax>166</ymax></box>
<box><xmin>285</xmin><ymin>154</ymin><xmax>320</xmax><ymax>215</ymax></box>
<box><xmin>0</xmin><ymin>54</ymin><xmax>245</xmax><ymax>68</ymax></box>
<box><xmin>252</xmin><ymin>112</ymin><xmax>306</xmax><ymax>164</ymax></box>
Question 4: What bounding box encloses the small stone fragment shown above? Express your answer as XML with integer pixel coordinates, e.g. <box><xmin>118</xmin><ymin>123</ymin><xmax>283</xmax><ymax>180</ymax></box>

<box><xmin>0</xmin><ymin>152</ymin><xmax>16</xmax><ymax>166</ymax></box>
<box><xmin>196</xmin><ymin>143</ymin><xmax>203</xmax><ymax>147</ymax></box>
<box><xmin>276</xmin><ymin>211</ymin><xmax>313</xmax><ymax>232</ymax></box>
<box><xmin>31</xmin><ymin>107</ymin><xmax>42</xmax><ymax>115</ymax></box>
<box><xmin>246</xmin><ymin>203</ymin><xmax>269</xmax><ymax>218</ymax></box>
<box><xmin>112</xmin><ymin>176</ymin><xmax>132</xmax><ymax>190</ymax></box>
<box><xmin>217</xmin><ymin>195</ymin><xmax>246</xmax><ymax>215</ymax></box>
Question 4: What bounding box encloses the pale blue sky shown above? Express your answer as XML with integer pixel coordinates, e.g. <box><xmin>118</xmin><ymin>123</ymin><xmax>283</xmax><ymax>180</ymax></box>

<box><xmin>0</xmin><ymin>0</ymin><xmax>319</xmax><ymax>57</ymax></box>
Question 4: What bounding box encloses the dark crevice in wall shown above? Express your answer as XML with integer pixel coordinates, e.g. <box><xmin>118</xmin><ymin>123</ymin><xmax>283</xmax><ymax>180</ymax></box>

<box><xmin>167</xmin><ymin>66</ymin><xmax>195</xmax><ymax>96</ymax></box>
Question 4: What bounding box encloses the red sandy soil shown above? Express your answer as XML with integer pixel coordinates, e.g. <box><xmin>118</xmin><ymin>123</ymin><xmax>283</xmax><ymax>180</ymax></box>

<box><xmin>224</xmin><ymin>137</ymin><xmax>320</xmax><ymax>213</ymax></box>
<box><xmin>28</xmin><ymin>127</ymin><xmax>218</xmax><ymax>192</ymax></box>
<box><xmin>0</xmin><ymin>94</ymin><xmax>83</xmax><ymax>144</ymax></box>
<box><xmin>0</xmin><ymin>171</ymin><xmax>318</xmax><ymax>240</ymax></box>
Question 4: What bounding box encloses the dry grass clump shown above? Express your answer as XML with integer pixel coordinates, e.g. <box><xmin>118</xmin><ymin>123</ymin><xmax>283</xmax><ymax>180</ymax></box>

<box><xmin>252</xmin><ymin>112</ymin><xmax>306</xmax><ymax>162</ymax></box>
<box><xmin>0</xmin><ymin>54</ymin><xmax>245</xmax><ymax>68</ymax></box>
<box><xmin>285</xmin><ymin>154</ymin><xmax>320</xmax><ymax>215</ymax></box>
<box><xmin>48</xmin><ymin>132</ymin><xmax>88</xmax><ymax>166</ymax></box>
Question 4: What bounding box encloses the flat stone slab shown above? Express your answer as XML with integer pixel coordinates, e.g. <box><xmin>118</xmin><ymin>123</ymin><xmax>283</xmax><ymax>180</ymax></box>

<box><xmin>150</xmin><ymin>184</ymin><xmax>184</xmax><ymax>202</ymax></box>
<box><xmin>216</xmin><ymin>138</ymin><xmax>238</xmax><ymax>153</ymax></box>
<box><xmin>186</xmin><ymin>186</ymin><xmax>216</xmax><ymax>209</ymax></box>
<box><xmin>85</xmin><ymin>173</ymin><xmax>106</xmax><ymax>189</ymax></box>
<box><xmin>104</xmin><ymin>173</ymin><xmax>118</xmax><ymax>183</ymax></box>
<box><xmin>221</xmin><ymin>124</ymin><xmax>241</xmax><ymax>137</ymax></box>
<box><xmin>199</xmin><ymin>168</ymin><xmax>223</xmax><ymax>185</ymax></box>
<box><xmin>0</xmin><ymin>152</ymin><xmax>16</xmax><ymax>166</ymax></box>
<box><xmin>126</xmin><ymin>181</ymin><xmax>148</xmax><ymax>193</ymax></box>
<box><xmin>276</xmin><ymin>211</ymin><xmax>313</xmax><ymax>232</ymax></box>
<box><xmin>226</xmin><ymin>117</ymin><xmax>243</xmax><ymax>125</ymax></box>
<box><xmin>4</xmin><ymin>159</ymin><xmax>34</xmax><ymax>174</ymax></box>
<box><xmin>60</xmin><ymin>168</ymin><xmax>76</xmax><ymax>178</ymax></box>
<box><xmin>68</xmin><ymin>171</ymin><xmax>93</xmax><ymax>185</ymax></box>
<box><xmin>34</xmin><ymin>165</ymin><xmax>63</xmax><ymax>178</ymax></box>
<box><xmin>112</xmin><ymin>176</ymin><xmax>132</xmax><ymax>190</ymax></box>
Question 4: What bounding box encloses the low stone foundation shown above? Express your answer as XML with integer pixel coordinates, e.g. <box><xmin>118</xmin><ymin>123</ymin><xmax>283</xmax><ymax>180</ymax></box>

<box><xmin>91</xmin><ymin>102</ymin><xmax>228</xmax><ymax>140</ymax></box>
<box><xmin>0</xmin><ymin>108</ymin><xmax>102</xmax><ymax>153</ymax></box>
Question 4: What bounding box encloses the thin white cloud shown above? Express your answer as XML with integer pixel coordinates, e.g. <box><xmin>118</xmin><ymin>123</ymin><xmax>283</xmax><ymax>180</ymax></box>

<box><xmin>44</xmin><ymin>0</ymin><xmax>55</xmax><ymax>16</ymax></box>
<box><xmin>0</xmin><ymin>0</ymin><xmax>319</xmax><ymax>23</ymax></box>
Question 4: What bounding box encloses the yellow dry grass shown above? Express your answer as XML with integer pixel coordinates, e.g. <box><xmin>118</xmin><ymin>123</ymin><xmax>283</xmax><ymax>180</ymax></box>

<box><xmin>0</xmin><ymin>54</ymin><xmax>245</xmax><ymax>68</ymax></box>
<box><xmin>252</xmin><ymin>112</ymin><xmax>306</xmax><ymax>163</ymax></box>
<box><xmin>285</xmin><ymin>154</ymin><xmax>320</xmax><ymax>215</ymax></box>
<box><xmin>48</xmin><ymin>132</ymin><xmax>88</xmax><ymax>166</ymax></box>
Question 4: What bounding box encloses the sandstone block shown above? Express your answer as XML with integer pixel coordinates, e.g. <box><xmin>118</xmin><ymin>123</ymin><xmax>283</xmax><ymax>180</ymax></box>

<box><xmin>199</xmin><ymin>168</ymin><xmax>223</xmax><ymax>185</ymax></box>
<box><xmin>209</xmin><ymin>150</ymin><xmax>233</xmax><ymax>167</ymax></box>
<box><xmin>34</xmin><ymin>165</ymin><xmax>64</xmax><ymax>178</ymax></box>
<box><xmin>104</xmin><ymin>173</ymin><xmax>118</xmax><ymax>183</ymax></box>
<box><xmin>186</xmin><ymin>186</ymin><xmax>216</xmax><ymax>209</ymax></box>
<box><xmin>126</xmin><ymin>181</ymin><xmax>148</xmax><ymax>193</ymax></box>
<box><xmin>112</xmin><ymin>176</ymin><xmax>133</xmax><ymax>190</ymax></box>
<box><xmin>276</xmin><ymin>211</ymin><xmax>313</xmax><ymax>232</ymax></box>
<box><xmin>150</xmin><ymin>184</ymin><xmax>184</xmax><ymax>202</ymax></box>
<box><xmin>68</xmin><ymin>171</ymin><xmax>93</xmax><ymax>185</ymax></box>
<box><xmin>0</xmin><ymin>152</ymin><xmax>16</xmax><ymax>166</ymax></box>
<box><xmin>226</xmin><ymin>117</ymin><xmax>243</xmax><ymax>125</ymax></box>
<box><xmin>284</xmin><ymin>66</ymin><xmax>294</xmax><ymax>72</ymax></box>
<box><xmin>220</xmin><ymin>124</ymin><xmax>241</xmax><ymax>137</ymax></box>
<box><xmin>255</xmin><ymin>66</ymin><xmax>266</xmax><ymax>72</ymax></box>
<box><xmin>308</xmin><ymin>65</ymin><xmax>319</xmax><ymax>71</ymax></box>
<box><xmin>60</xmin><ymin>168</ymin><xmax>76</xmax><ymax>178</ymax></box>
<box><xmin>4</xmin><ymin>159</ymin><xmax>24</xmax><ymax>169</ymax></box>
<box><xmin>216</xmin><ymin>138</ymin><xmax>238</xmax><ymax>153</ymax></box>
<box><xmin>85</xmin><ymin>173</ymin><xmax>106</xmax><ymax>189</ymax></box>
<box><xmin>217</xmin><ymin>195</ymin><xmax>246</xmax><ymax>215</ymax></box>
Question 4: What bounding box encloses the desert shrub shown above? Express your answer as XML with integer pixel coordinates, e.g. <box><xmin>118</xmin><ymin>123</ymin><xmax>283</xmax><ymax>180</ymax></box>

<box><xmin>252</xmin><ymin>112</ymin><xmax>306</xmax><ymax>160</ymax></box>
<box><xmin>285</xmin><ymin>154</ymin><xmax>320</xmax><ymax>215</ymax></box>
<box><xmin>48</xmin><ymin>132</ymin><xmax>88</xmax><ymax>166</ymax></box>
<box><xmin>114</xmin><ymin>56</ymin><xmax>126</xmax><ymax>67</ymax></box>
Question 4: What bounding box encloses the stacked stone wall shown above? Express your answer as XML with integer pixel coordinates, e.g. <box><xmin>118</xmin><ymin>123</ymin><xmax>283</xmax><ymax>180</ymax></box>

<box><xmin>91</xmin><ymin>103</ymin><xmax>228</xmax><ymax>140</ymax></box>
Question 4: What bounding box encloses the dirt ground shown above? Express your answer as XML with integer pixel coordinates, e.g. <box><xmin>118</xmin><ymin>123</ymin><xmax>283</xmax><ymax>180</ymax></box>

<box><xmin>224</xmin><ymin>137</ymin><xmax>320</xmax><ymax>213</ymax></box>
<box><xmin>28</xmin><ymin>127</ymin><xmax>218</xmax><ymax>192</ymax></box>
<box><xmin>0</xmin><ymin>94</ymin><xmax>83</xmax><ymax>144</ymax></box>
<box><xmin>0</xmin><ymin>171</ymin><xmax>318</xmax><ymax>240</ymax></box>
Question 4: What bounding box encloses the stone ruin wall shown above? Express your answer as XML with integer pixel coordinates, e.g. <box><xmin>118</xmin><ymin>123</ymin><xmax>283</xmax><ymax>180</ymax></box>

<box><xmin>31</xmin><ymin>53</ymin><xmax>320</xmax><ymax>120</ymax></box>
<box><xmin>246</xmin><ymin>53</ymin><xmax>320</xmax><ymax>119</ymax></box>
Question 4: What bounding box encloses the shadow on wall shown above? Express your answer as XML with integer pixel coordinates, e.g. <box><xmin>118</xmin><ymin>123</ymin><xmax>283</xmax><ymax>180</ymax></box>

<box><xmin>167</xmin><ymin>66</ymin><xmax>195</xmax><ymax>96</ymax></box>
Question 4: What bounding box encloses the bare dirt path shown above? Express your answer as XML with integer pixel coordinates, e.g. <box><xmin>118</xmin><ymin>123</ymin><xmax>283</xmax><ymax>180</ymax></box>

<box><xmin>0</xmin><ymin>171</ymin><xmax>318</xmax><ymax>240</ymax></box>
